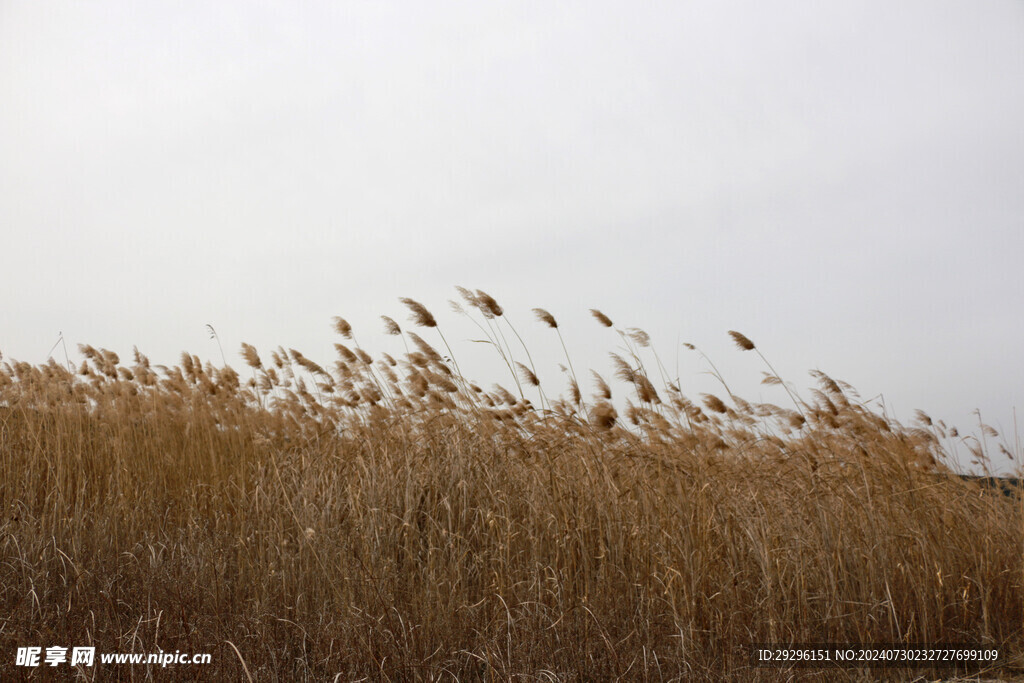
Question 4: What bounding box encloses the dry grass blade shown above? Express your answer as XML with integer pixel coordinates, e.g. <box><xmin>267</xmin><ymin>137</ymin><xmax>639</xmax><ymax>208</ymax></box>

<box><xmin>225</xmin><ymin>640</ymin><xmax>254</xmax><ymax>683</ymax></box>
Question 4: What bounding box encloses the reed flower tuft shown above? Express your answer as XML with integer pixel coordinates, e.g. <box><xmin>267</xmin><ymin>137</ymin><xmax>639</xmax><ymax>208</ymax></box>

<box><xmin>702</xmin><ymin>393</ymin><xmax>728</xmax><ymax>413</ymax></box>
<box><xmin>532</xmin><ymin>308</ymin><xmax>558</xmax><ymax>328</ymax></box>
<box><xmin>589</xmin><ymin>400</ymin><xmax>618</xmax><ymax>429</ymax></box>
<box><xmin>728</xmin><ymin>330</ymin><xmax>756</xmax><ymax>351</ymax></box>
<box><xmin>475</xmin><ymin>290</ymin><xmax>503</xmax><ymax>317</ymax></box>
<box><xmin>332</xmin><ymin>317</ymin><xmax>353</xmax><ymax>339</ymax></box>
<box><xmin>516</xmin><ymin>362</ymin><xmax>540</xmax><ymax>387</ymax></box>
<box><xmin>590</xmin><ymin>309</ymin><xmax>613</xmax><ymax>327</ymax></box>
<box><xmin>400</xmin><ymin>298</ymin><xmax>437</xmax><ymax>328</ymax></box>
<box><xmin>240</xmin><ymin>343</ymin><xmax>263</xmax><ymax>370</ymax></box>
<box><xmin>626</xmin><ymin>328</ymin><xmax>651</xmax><ymax>347</ymax></box>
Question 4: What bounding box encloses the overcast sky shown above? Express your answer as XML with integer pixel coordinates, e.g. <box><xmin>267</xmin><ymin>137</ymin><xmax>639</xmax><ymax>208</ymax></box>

<box><xmin>2</xmin><ymin>1</ymin><xmax>1022</xmax><ymax>470</ymax></box>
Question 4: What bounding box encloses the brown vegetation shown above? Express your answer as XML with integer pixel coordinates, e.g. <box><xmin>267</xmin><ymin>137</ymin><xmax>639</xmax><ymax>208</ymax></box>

<box><xmin>0</xmin><ymin>291</ymin><xmax>1020</xmax><ymax>680</ymax></box>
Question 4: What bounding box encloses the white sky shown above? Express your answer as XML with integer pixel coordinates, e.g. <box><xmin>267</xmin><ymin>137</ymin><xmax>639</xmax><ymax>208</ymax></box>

<box><xmin>2</xmin><ymin>1</ymin><xmax>1023</xmax><ymax>470</ymax></box>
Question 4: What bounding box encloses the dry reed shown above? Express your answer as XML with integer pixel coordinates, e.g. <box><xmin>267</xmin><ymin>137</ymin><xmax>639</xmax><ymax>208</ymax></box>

<box><xmin>0</xmin><ymin>290</ymin><xmax>1020</xmax><ymax>681</ymax></box>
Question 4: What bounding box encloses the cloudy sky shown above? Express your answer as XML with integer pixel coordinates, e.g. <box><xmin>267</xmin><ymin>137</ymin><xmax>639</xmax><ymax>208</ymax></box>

<box><xmin>2</xmin><ymin>1</ymin><xmax>1022</xmax><ymax>470</ymax></box>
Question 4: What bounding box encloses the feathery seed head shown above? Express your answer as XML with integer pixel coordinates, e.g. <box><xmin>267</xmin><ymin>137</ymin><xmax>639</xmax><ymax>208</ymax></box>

<box><xmin>334</xmin><ymin>344</ymin><xmax>358</xmax><ymax>363</ymax></box>
<box><xmin>400</xmin><ymin>298</ymin><xmax>437</xmax><ymax>328</ymax></box>
<box><xmin>455</xmin><ymin>286</ymin><xmax>479</xmax><ymax>308</ymax></box>
<box><xmin>532</xmin><ymin>308</ymin><xmax>558</xmax><ymax>328</ymax></box>
<box><xmin>132</xmin><ymin>346</ymin><xmax>150</xmax><ymax>368</ymax></box>
<box><xmin>635</xmin><ymin>373</ymin><xmax>660</xmax><ymax>404</ymax></box>
<box><xmin>610</xmin><ymin>353</ymin><xmax>635</xmax><ymax>383</ymax></box>
<box><xmin>702</xmin><ymin>393</ymin><xmax>728</xmax><ymax>413</ymax></box>
<box><xmin>408</xmin><ymin>332</ymin><xmax>442</xmax><ymax>362</ymax></box>
<box><xmin>590</xmin><ymin>309</ymin><xmax>613</xmax><ymax>327</ymax></box>
<box><xmin>569</xmin><ymin>377</ymin><xmax>581</xmax><ymax>405</ymax></box>
<box><xmin>813</xmin><ymin>370</ymin><xmax>843</xmax><ymax>396</ymax></box>
<box><xmin>332</xmin><ymin>317</ymin><xmax>353</xmax><ymax>339</ymax></box>
<box><xmin>516</xmin><ymin>362</ymin><xmax>540</xmax><ymax>387</ymax></box>
<box><xmin>240</xmin><ymin>343</ymin><xmax>263</xmax><ymax>370</ymax></box>
<box><xmin>729</xmin><ymin>330</ymin><xmax>756</xmax><ymax>351</ymax></box>
<box><xmin>494</xmin><ymin>384</ymin><xmax>517</xmax><ymax>406</ymax></box>
<box><xmin>626</xmin><ymin>328</ymin><xmax>651</xmax><ymax>347</ymax></box>
<box><xmin>475</xmin><ymin>290</ymin><xmax>503</xmax><ymax>317</ymax></box>
<box><xmin>589</xmin><ymin>401</ymin><xmax>618</xmax><ymax>430</ymax></box>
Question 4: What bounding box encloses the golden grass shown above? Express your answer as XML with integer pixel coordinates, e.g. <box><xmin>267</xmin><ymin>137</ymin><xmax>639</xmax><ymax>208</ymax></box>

<box><xmin>0</xmin><ymin>291</ymin><xmax>1021</xmax><ymax>680</ymax></box>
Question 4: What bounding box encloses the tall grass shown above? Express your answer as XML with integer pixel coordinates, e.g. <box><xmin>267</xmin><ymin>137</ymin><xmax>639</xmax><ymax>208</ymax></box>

<box><xmin>0</xmin><ymin>291</ymin><xmax>1020</xmax><ymax>680</ymax></box>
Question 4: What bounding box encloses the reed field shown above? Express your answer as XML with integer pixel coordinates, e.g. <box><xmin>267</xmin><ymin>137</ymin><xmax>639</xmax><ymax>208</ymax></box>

<box><xmin>0</xmin><ymin>289</ymin><xmax>1021</xmax><ymax>681</ymax></box>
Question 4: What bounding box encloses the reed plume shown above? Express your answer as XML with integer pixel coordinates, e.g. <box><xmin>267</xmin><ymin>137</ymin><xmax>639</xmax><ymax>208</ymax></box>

<box><xmin>590</xmin><ymin>309</ymin><xmax>613</xmax><ymax>327</ymax></box>
<box><xmin>532</xmin><ymin>308</ymin><xmax>558</xmax><ymax>328</ymax></box>
<box><xmin>333</xmin><ymin>316</ymin><xmax>353</xmax><ymax>339</ymax></box>
<box><xmin>400</xmin><ymin>298</ymin><xmax>437</xmax><ymax>328</ymax></box>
